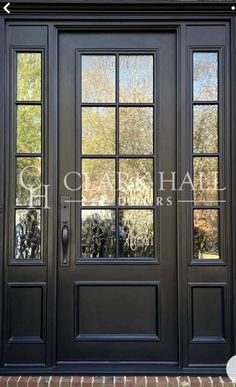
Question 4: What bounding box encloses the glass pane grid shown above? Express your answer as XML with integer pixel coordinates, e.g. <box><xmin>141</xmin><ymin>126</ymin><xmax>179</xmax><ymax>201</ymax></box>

<box><xmin>80</xmin><ymin>52</ymin><xmax>156</xmax><ymax>260</ymax></box>
<box><xmin>14</xmin><ymin>51</ymin><xmax>43</xmax><ymax>261</ymax></box>
<box><xmin>192</xmin><ymin>50</ymin><xmax>221</xmax><ymax>261</ymax></box>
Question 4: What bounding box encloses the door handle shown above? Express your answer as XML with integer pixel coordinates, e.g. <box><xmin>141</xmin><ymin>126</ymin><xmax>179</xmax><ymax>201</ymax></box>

<box><xmin>61</xmin><ymin>196</ymin><xmax>71</xmax><ymax>266</ymax></box>
<box><xmin>62</xmin><ymin>224</ymin><xmax>69</xmax><ymax>264</ymax></box>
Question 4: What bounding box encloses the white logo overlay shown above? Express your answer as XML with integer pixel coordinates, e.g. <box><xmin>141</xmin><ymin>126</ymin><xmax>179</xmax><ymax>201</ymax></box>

<box><xmin>226</xmin><ymin>355</ymin><xmax>236</xmax><ymax>382</ymax></box>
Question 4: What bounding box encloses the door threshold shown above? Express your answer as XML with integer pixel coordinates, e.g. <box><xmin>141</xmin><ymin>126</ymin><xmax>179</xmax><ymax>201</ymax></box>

<box><xmin>0</xmin><ymin>363</ymin><xmax>226</xmax><ymax>375</ymax></box>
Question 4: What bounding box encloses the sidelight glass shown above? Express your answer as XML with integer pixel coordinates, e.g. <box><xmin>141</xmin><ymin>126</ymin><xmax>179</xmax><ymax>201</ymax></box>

<box><xmin>17</xmin><ymin>53</ymin><xmax>41</xmax><ymax>101</ymax></box>
<box><xmin>119</xmin><ymin>55</ymin><xmax>153</xmax><ymax>103</ymax></box>
<box><xmin>193</xmin><ymin>209</ymin><xmax>219</xmax><ymax>259</ymax></box>
<box><xmin>81</xmin><ymin>55</ymin><xmax>116</xmax><ymax>103</ymax></box>
<box><xmin>16</xmin><ymin>105</ymin><xmax>41</xmax><ymax>154</ymax></box>
<box><xmin>193</xmin><ymin>52</ymin><xmax>218</xmax><ymax>101</ymax></box>
<box><xmin>119</xmin><ymin>210</ymin><xmax>154</xmax><ymax>257</ymax></box>
<box><xmin>193</xmin><ymin>105</ymin><xmax>218</xmax><ymax>154</ymax></box>
<box><xmin>15</xmin><ymin>209</ymin><xmax>41</xmax><ymax>260</ymax></box>
<box><xmin>82</xmin><ymin>107</ymin><xmax>115</xmax><ymax>154</ymax></box>
<box><xmin>119</xmin><ymin>158</ymin><xmax>153</xmax><ymax>206</ymax></box>
<box><xmin>16</xmin><ymin>157</ymin><xmax>41</xmax><ymax>206</ymax></box>
<box><xmin>81</xmin><ymin>209</ymin><xmax>116</xmax><ymax>258</ymax></box>
<box><xmin>193</xmin><ymin>157</ymin><xmax>218</xmax><ymax>205</ymax></box>
<box><xmin>82</xmin><ymin>158</ymin><xmax>115</xmax><ymax>206</ymax></box>
<box><xmin>119</xmin><ymin>107</ymin><xmax>153</xmax><ymax>154</ymax></box>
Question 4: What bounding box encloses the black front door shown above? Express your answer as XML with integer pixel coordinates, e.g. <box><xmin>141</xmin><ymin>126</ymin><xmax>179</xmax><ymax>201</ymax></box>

<box><xmin>57</xmin><ymin>31</ymin><xmax>177</xmax><ymax>363</ymax></box>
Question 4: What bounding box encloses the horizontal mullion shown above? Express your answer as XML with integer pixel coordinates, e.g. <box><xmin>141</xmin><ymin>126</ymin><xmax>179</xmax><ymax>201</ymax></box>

<box><xmin>192</xmin><ymin>205</ymin><xmax>220</xmax><ymax>210</ymax></box>
<box><xmin>15</xmin><ymin>205</ymin><xmax>42</xmax><ymax>210</ymax></box>
<box><xmin>81</xmin><ymin>154</ymin><xmax>155</xmax><ymax>158</ymax></box>
<box><xmin>15</xmin><ymin>153</ymin><xmax>42</xmax><ymax>157</ymax></box>
<box><xmin>81</xmin><ymin>103</ymin><xmax>155</xmax><ymax>107</ymax></box>
<box><xmin>15</xmin><ymin>101</ymin><xmax>42</xmax><ymax>105</ymax></box>
<box><xmin>192</xmin><ymin>153</ymin><xmax>219</xmax><ymax>158</ymax></box>
<box><xmin>192</xmin><ymin>100</ymin><xmax>219</xmax><ymax>105</ymax></box>
<box><xmin>81</xmin><ymin>206</ymin><xmax>156</xmax><ymax>210</ymax></box>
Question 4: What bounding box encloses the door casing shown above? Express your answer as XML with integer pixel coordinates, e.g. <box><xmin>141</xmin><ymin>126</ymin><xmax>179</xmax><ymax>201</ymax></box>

<box><xmin>0</xmin><ymin>4</ymin><xmax>235</xmax><ymax>374</ymax></box>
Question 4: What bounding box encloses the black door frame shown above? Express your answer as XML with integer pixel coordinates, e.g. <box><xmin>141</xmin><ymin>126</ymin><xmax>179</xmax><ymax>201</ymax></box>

<box><xmin>0</xmin><ymin>2</ymin><xmax>235</xmax><ymax>375</ymax></box>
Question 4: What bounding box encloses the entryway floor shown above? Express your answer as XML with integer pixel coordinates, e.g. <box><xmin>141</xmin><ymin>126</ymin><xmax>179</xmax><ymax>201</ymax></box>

<box><xmin>0</xmin><ymin>376</ymin><xmax>234</xmax><ymax>387</ymax></box>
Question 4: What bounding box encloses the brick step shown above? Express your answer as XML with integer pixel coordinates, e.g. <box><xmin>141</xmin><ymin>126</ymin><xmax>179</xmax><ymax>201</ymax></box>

<box><xmin>0</xmin><ymin>376</ymin><xmax>234</xmax><ymax>387</ymax></box>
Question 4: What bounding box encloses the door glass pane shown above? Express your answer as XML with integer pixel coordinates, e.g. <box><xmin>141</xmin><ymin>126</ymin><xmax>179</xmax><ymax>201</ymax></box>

<box><xmin>119</xmin><ymin>55</ymin><xmax>153</xmax><ymax>103</ymax></box>
<box><xmin>82</xmin><ymin>107</ymin><xmax>115</xmax><ymax>154</ymax></box>
<box><xmin>82</xmin><ymin>159</ymin><xmax>115</xmax><ymax>206</ymax></box>
<box><xmin>193</xmin><ymin>105</ymin><xmax>218</xmax><ymax>154</ymax></box>
<box><xmin>17</xmin><ymin>53</ymin><xmax>41</xmax><ymax>101</ymax></box>
<box><xmin>119</xmin><ymin>107</ymin><xmax>153</xmax><ymax>154</ymax></box>
<box><xmin>193</xmin><ymin>157</ymin><xmax>218</xmax><ymax>205</ymax></box>
<box><xmin>81</xmin><ymin>209</ymin><xmax>116</xmax><ymax>258</ymax></box>
<box><xmin>119</xmin><ymin>210</ymin><xmax>154</xmax><ymax>257</ymax></box>
<box><xmin>15</xmin><ymin>209</ymin><xmax>41</xmax><ymax>260</ymax></box>
<box><xmin>81</xmin><ymin>55</ymin><xmax>116</xmax><ymax>103</ymax></box>
<box><xmin>193</xmin><ymin>209</ymin><xmax>219</xmax><ymax>259</ymax></box>
<box><xmin>193</xmin><ymin>52</ymin><xmax>218</xmax><ymax>101</ymax></box>
<box><xmin>16</xmin><ymin>105</ymin><xmax>41</xmax><ymax>154</ymax></box>
<box><xmin>119</xmin><ymin>159</ymin><xmax>153</xmax><ymax>206</ymax></box>
<box><xmin>16</xmin><ymin>157</ymin><xmax>41</xmax><ymax>206</ymax></box>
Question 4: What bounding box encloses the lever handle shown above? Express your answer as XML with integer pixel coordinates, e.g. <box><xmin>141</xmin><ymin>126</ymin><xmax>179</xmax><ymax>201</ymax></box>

<box><xmin>61</xmin><ymin>224</ymin><xmax>69</xmax><ymax>264</ymax></box>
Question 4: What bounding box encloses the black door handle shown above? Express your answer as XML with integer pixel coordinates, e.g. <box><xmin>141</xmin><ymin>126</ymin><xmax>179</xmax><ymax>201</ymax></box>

<box><xmin>62</xmin><ymin>224</ymin><xmax>69</xmax><ymax>264</ymax></box>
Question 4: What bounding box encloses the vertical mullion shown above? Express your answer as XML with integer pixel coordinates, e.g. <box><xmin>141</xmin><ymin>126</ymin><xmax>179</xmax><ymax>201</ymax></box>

<box><xmin>115</xmin><ymin>53</ymin><xmax>119</xmax><ymax>259</ymax></box>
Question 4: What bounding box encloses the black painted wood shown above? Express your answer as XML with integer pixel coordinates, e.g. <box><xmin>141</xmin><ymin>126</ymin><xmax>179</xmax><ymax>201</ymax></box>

<box><xmin>0</xmin><ymin>7</ymin><xmax>234</xmax><ymax>374</ymax></box>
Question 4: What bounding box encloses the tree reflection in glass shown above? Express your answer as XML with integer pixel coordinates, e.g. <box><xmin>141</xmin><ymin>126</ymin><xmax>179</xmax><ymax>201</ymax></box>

<box><xmin>119</xmin><ymin>107</ymin><xmax>153</xmax><ymax>154</ymax></box>
<box><xmin>119</xmin><ymin>159</ymin><xmax>153</xmax><ymax>206</ymax></box>
<box><xmin>82</xmin><ymin>107</ymin><xmax>115</xmax><ymax>155</ymax></box>
<box><xmin>82</xmin><ymin>55</ymin><xmax>116</xmax><ymax>103</ymax></box>
<box><xmin>81</xmin><ymin>210</ymin><xmax>116</xmax><ymax>258</ymax></box>
<box><xmin>193</xmin><ymin>209</ymin><xmax>219</xmax><ymax>259</ymax></box>
<box><xmin>119</xmin><ymin>55</ymin><xmax>153</xmax><ymax>103</ymax></box>
<box><xmin>193</xmin><ymin>52</ymin><xmax>218</xmax><ymax>101</ymax></box>
<box><xmin>15</xmin><ymin>209</ymin><xmax>41</xmax><ymax>260</ymax></box>
<box><xmin>119</xmin><ymin>210</ymin><xmax>154</xmax><ymax>258</ymax></box>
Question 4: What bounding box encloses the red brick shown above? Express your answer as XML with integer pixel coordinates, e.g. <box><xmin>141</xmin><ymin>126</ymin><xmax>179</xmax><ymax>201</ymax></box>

<box><xmin>179</xmin><ymin>376</ymin><xmax>190</xmax><ymax>386</ymax></box>
<box><xmin>146</xmin><ymin>376</ymin><xmax>157</xmax><ymax>387</ymax></box>
<box><xmin>7</xmin><ymin>377</ymin><xmax>20</xmax><ymax>387</ymax></box>
<box><xmin>93</xmin><ymin>376</ymin><xmax>103</xmax><ymax>387</ymax></box>
<box><xmin>28</xmin><ymin>376</ymin><xmax>39</xmax><ymax>387</ymax></box>
<box><xmin>72</xmin><ymin>376</ymin><xmax>82</xmax><ymax>387</ymax></box>
<box><xmin>126</xmin><ymin>377</ymin><xmax>135</xmax><ymax>387</ymax></box>
<box><xmin>104</xmin><ymin>376</ymin><xmax>114</xmax><ymax>387</ymax></box>
<box><xmin>0</xmin><ymin>377</ymin><xmax>10</xmax><ymax>387</ymax></box>
<box><xmin>18</xmin><ymin>376</ymin><xmax>31</xmax><ymax>387</ymax></box>
<box><xmin>210</xmin><ymin>376</ymin><xmax>223</xmax><ymax>387</ymax></box>
<box><xmin>38</xmin><ymin>376</ymin><xmax>50</xmax><ymax>386</ymax></box>
<box><xmin>50</xmin><ymin>376</ymin><xmax>61</xmax><ymax>387</ymax></box>
<box><xmin>220</xmin><ymin>376</ymin><xmax>234</xmax><ymax>386</ymax></box>
<box><xmin>82</xmin><ymin>376</ymin><xmax>92</xmax><ymax>386</ymax></box>
<box><xmin>189</xmin><ymin>376</ymin><xmax>200</xmax><ymax>387</ymax></box>
<box><xmin>136</xmin><ymin>376</ymin><xmax>145</xmax><ymax>387</ymax></box>
<box><xmin>200</xmin><ymin>377</ymin><xmax>212</xmax><ymax>387</ymax></box>
<box><xmin>168</xmin><ymin>376</ymin><xmax>179</xmax><ymax>386</ymax></box>
<box><xmin>158</xmin><ymin>376</ymin><xmax>168</xmax><ymax>386</ymax></box>
<box><xmin>60</xmin><ymin>376</ymin><xmax>72</xmax><ymax>387</ymax></box>
<box><xmin>114</xmin><ymin>376</ymin><xmax>125</xmax><ymax>387</ymax></box>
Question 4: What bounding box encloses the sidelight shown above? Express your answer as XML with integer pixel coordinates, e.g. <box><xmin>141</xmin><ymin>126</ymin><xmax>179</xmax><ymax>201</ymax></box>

<box><xmin>79</xmin><ymin>53</ymin><xmax>156</xmax><ymax>260</ymax></box>
<box><xmin>17</xmin><ymin>53</ymin><xmax>41</xmax><ymax>102</ymax></box>
<box><xmin>14</xmin><ymin>52</ymin><xmax>43</xmax><ymax>261</ymax></box>
<box><xmin>193</xmin><ymin>209</ymin><xmax>219</xmax><ymax>260</ymax></box>
<box><xmin>192</xmin><ymin>51</ymin><xmax>220</xmax><ymax>260</ymax></box>
<box><xmin>193</xmin><ymin>52</ymin><xmax>218</xmax><ymax>101</ymax></box>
